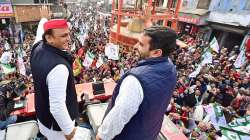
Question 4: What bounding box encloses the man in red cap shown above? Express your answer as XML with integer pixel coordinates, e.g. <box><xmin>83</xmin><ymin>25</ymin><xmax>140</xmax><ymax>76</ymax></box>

<box><xmin>30</xmin><ymin>19</ymin><xmax>78</xmax><ymax>140</ymax></box>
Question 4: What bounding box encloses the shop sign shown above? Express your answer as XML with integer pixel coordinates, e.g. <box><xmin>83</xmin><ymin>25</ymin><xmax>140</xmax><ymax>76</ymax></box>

<box><xmin>178</xmin><ymin>13</ymin><xmax>200</xmax><ymax>24</ymax></box>
<box><xmin>0</xmin><ymin>2</ymin><xmax>13</xmax><ymax>17</ymax></box>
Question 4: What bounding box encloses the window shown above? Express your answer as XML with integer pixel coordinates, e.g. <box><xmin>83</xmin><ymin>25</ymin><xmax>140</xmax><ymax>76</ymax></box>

<box><xmin>182</xmin><ymin>0</ymin><xmax>188</xmax><ymax>8</ymax></box>
<box><xmin>244</xmin><ymin>0</ymin><xmax>250</xmax><ymax>11</ymax></box>
<box><xmin>167</xmin><ymin>0</ymin><xmax>177</xmax><ymax>8</ymax></box>
<box><xmin>34</xmin><ymin>0</ymin><xmax>56</xmax><ymax>4</ymax></box>
<box><xmin>197</xmin><ymin>0</ymin><xmax>211</xmax><ymax>9</ymax></box>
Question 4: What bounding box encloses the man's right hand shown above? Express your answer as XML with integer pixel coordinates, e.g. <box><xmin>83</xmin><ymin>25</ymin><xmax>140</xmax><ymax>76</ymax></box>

<box><xmin>40</xmin><ymin>5</ymin><xmax>51</xmax><ymax>19</ymax></box>
<box><xmin>65</xmin><ymin>127</ymin><xmax>77</xmax><ymax>140</ymax></box>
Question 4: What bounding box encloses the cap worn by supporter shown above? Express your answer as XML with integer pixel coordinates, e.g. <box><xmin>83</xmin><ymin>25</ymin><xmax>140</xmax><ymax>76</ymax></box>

<box><xmin>43</xmin><ymin>19</ymin><xmax>69</xmax><ymax>32</ymax></box>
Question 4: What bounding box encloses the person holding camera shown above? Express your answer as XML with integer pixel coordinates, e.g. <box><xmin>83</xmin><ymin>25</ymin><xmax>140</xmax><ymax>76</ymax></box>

<box><xmin>0</xmin><ymin>91</ymin><xmax>17</xmax><ymax>130</ymax></box>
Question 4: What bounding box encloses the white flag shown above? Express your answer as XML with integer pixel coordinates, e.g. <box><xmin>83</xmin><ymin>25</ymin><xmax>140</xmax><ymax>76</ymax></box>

<box><xmin>105</xmin><ymin>43</ymin><xmax>119</xmax><ymax>60</ymax></box>
<box><xmin>17</xmin><ymin>56</ymin><xmax>26</xmax><ymax>76</ymax></box>
<box><xmin>0</xmin><ymin>51</ymin><xmax>12</xmax><ymax>64</ymax></box>
<box><xmin>71</xmin><ymin>42</ymin><xmax>76</xmax><ymax>52</ymax></box>
<box><xmin>96</xmin><ymin>55</ymin><xmax>104</xmax><ymax>68</ymax></box>
<box><xmin>234</xmin><ymin>49</ymin><xmax>246</xmax><ymax>68</ymax></box>
<box><xmin>4</xmin><ymin>41</ymin><xmax>10</xmax><ymax>50</ymax></box>
<box><xmin>189</xmin><ymin>64</ymin><xmax>202</xmax><ymax>78</ymax></box>
<box><xmin>201</xmin><ymin>51</ymin><xmax>213</xmax><ymax>66</ymax></box>
<box><xmin>83</xmin><ymin>51</ymin><xmax>95</xmax><ymax>68</ymax></box>
<box><xmin>210</xmin><ymin>37</ymin><xmax>220</xmax><ymax>53</ymax></box>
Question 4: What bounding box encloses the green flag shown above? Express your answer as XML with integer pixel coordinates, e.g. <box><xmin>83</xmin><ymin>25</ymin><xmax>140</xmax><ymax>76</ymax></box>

<box><xmin>82</xmin><ymin>51</ymin><xmax>95</xmax><ymax>68</ymax></box>
<box><xmin>220</xmin><ymin>126</ymin><xmax>250</xmax><ymax>140</ymax></box>
<box><xmin>0</xmin><ymin>64</ymin><xmax>16</xmax><ymax>75</ymax></box>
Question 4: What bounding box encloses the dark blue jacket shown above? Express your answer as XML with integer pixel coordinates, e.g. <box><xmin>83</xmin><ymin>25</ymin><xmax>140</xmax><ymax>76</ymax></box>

<box><xmin>105</xmin><ymin>57</ymin><xmax>177</xmax><ymax>140</ymax></box>
<box><xmin>30</xmin><ymin>42</ymin><xmax>78</xmax><ymax>131</ymax></box>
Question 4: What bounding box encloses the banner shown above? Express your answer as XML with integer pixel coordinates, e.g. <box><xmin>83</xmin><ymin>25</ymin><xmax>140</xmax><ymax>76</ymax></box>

<box><xmin>83</xmin><ymin>51</ymin><xmax>95</xmax><ymax>68</ymax></box>
<box><xmin>105</xmin><ymin>43</ymin><xmax>119</xmax><ymax>60</ymax></box>
<box><xmin>210</xmin><ymin>37</ymin><xmax>219</xmax><ymax>53</ymax></box>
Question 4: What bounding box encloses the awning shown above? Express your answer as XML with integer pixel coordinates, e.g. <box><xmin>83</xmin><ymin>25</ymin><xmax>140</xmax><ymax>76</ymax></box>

<box><xmin>178</xmin><ymin>9</ymin><xmax>209</xmax><ymax>25</ymax></box>
<box><xmin>209</xmin><ymin>22</ymin><xmax>247</xmax><ymax>35</ymax></box>
<box><xmin>179</xmin><ymin>8</ymin><xmax>209</xmax><ymax>16</ymax></box>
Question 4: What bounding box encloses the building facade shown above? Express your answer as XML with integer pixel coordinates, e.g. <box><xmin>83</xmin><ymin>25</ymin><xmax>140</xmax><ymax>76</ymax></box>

<box><xmin>177</xmin><ymin>0</ymin><xmax>211</xmax><ymax>41</ymax></box>
<box><xmin>208</xmin><ymin>0</ymin><xmax>250</xmax><ymax>50</ymax></box>
<box><xmin>0</xmin><ymin>0</ymin><xmax>14</xmax><ymax>28</ymax></box>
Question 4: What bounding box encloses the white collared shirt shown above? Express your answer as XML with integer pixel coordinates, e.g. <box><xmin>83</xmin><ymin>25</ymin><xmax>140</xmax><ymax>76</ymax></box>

<box><xmin>38</xmin><ymin>64</ymin><xmax>75</xmax><ymax>135</ymax></box>
<box><xmin>98</xmin><ymin>75</ymin><xmax>144</xmax><ymax>140</ymax></box>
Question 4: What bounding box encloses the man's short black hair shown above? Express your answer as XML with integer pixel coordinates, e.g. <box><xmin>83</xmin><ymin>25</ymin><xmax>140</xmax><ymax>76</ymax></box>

<box><xmin>42</xmin><ymin>29</ymin><xmax>53</xmax><ymax>43</ymax></box>
<box><xmin>143</xmin><ymin>26</ymin><xmax>177</xmax><ymax>57</ymax></box>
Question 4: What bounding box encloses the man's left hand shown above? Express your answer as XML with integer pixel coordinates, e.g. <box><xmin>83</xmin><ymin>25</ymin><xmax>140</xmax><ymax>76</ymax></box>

<box><xmin>96</xmin><ymin>134</ymin><xmax>102</xmax><ymax>140</ymax></box>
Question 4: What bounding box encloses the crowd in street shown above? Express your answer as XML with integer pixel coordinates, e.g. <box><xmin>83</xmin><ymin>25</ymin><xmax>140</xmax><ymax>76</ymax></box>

<box><xmin>168</xmin><ymin>34</ymin><xmax>250</xmax><ymax>139</ymax></box>
<box><xmin>67</xmin><ymin>4</ymin><xmax>139</xmax><ymax>83</ymax></box>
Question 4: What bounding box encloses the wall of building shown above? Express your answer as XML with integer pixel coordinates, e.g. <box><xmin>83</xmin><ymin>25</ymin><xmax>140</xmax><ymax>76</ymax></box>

<box><xmin>181</xmin><ymin>0</ymin><xmax>198</xmax><ymax>9</ymax></box>
<box><xmin>12</xmin><ymin>0</ymin><xmax>34</xmax><ymax>4</ymax></box>
<box><xmin>0</xmin><ymin>0</ymin><xmax>10</xmax><ymax>2</ymax></box>
<box><xmin>208</xmin><ymin>0</ymin><xmax>250</xmax><ymax>27</ymax></box>
<box><xmin>209</xmin><ymin>0</ymin><xmax>250</xmax><ymax>13</ymax></box>
<box><xmin>12</xmin><ymin>0</ymin><xmax>57</xmax><ymax>4</ymax></box>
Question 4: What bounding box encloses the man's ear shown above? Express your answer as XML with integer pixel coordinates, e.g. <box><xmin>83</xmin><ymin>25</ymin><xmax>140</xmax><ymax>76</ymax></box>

<box><xmin>151</xmin><ymin>49</ymin><xmax>162</xmax><ymax>57</ymax></box>
<box><xmin>45</xmin><ymin>34</ymin><xmax>53</xmax><ymax>44</ymax></box>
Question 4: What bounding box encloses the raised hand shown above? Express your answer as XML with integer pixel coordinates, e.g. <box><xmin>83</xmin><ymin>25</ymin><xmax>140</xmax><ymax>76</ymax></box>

<box><xmin>40</xmin><ymin>5</ymin><xmax>51</xmax><ymax>19</ymax></box>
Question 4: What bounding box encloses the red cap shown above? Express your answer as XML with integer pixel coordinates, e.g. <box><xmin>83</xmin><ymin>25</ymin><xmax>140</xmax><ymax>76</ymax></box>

<box><xmin>43</xmin><ymin>19</ymin><xmax>68</xmax><ymax>31</ymax></box>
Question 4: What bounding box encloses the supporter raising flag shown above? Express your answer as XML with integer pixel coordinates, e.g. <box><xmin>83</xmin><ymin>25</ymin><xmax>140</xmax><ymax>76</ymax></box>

<box><xmin>209</xmin><ymin>37</ymin><xmax>220</xmax><ymax>53</ymax></box>
<box><xmin>83</xmin><ymin>51</ymin><xmax>95</xmax><ymax>68</ymax></box>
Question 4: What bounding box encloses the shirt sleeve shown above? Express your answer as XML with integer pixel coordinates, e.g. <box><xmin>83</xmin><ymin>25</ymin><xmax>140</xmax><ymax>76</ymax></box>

<box><xmin>33</xmin><ymin>18</ymin><xmax>48</xmax><ymax>45</ymax></box>
<box><xmin>46</xmin><ymin>64</ymin><xmax>74</xmax><ymax>135</ymax></box>
<box><xmin>97</xmin><ymin>75</ymin><xmax>144</xmax><ymax>140</ymax></box>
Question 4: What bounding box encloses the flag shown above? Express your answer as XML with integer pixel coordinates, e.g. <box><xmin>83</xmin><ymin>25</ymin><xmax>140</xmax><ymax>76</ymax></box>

<box><xmin>201</xmin><ymin>49</ymin><xmax>213</xmax><ymax>66</ymax></box>
<box><xmin>210</xmin><ymin>37</ymin><xmax>219</xmax><ymax>53</ymax></box>
<box><xmin>80</xmin><ymin>27</ymin><xmax>84</xmax><ymax>35</ymax></box>
<box><xmin>189</xmin><ymin>64</ymin><xmax>202</xmax><ymax>78</ymax></box>
<box><xmin>4</xmin><ymin>41</ymin><xmax>10</xmax><ymax>50</ymax></box>
<box><xmin>73</xmin><ymin>57</ymin><xmax>82</xmax><ymax>76</ymax></box>
<box><xmin>204</xmin><ymin>103</ymin><xmax>227</xmax><ymax>130</ymax></box>
<box><xmin>105</xmin><ymin>43</ymin><xmax>119</xmax><ymax>60</ymax></box>
<box><xmin>71</xmin><ymin>42</ymin><xmax>76</xmax><ymax>52</ymax></box>
<box><xmin>234</xmin><ymin>48</ymin><xmax>246</xmax><ymax>68</ymax></box>
<box><xmin>77</xmin><ymin>32</ymin><xmax>88</xmax><ymax>46</ymax></box>
<box><xmin>17</xmin><ymin>56</ymin><xmax>26</xmax><ymax>76</ymax></box>
<box><xmin>96</xmin><ymin>55</ymin><xmax>104</xmax><ymax>68</ymax></box>
<box><xmin>83</xmin><ymin>51</ymin><xmax>95</xmax><ymax>68</ymax></box>
<box><xmin>228</xmin><ymin>115</ymin><xmax>250</xmax><ymax>134</ymax></box>
<box><xmin>0</xmin><ymin>64</ymin><xmax>16</xmax><ymax>75</ymax></box>
<box><xmin>0</xmin><ymin>51</ymin><xmax>12</xmax><ymax>64</ymax></box>
<box><xmin>220</xmin><ymin>126</ymin><xmax>250</xmax><ymax>140</ymax></box>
